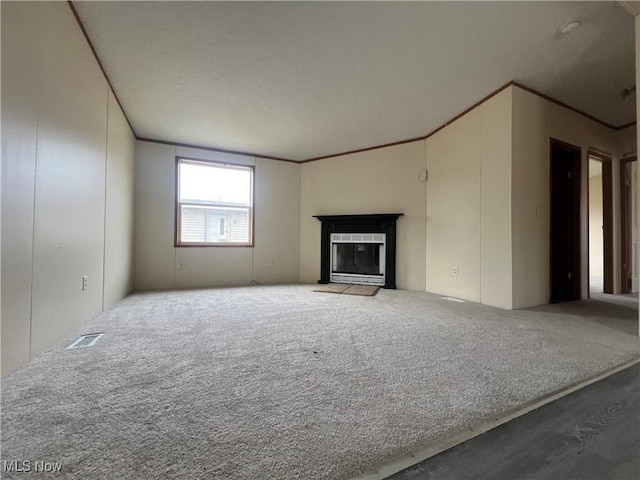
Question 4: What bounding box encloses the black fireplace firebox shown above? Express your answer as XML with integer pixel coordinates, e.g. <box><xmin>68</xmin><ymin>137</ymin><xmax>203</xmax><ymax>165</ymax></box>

<box><xmin>334</xmin><ymin>243</ymin><xmax>380</xmax><ymax>275</ymax></box>
<box><xmin>314</xmin><ymin>213</ymin><xmax>403</xmax><ymax>289</ymax></box>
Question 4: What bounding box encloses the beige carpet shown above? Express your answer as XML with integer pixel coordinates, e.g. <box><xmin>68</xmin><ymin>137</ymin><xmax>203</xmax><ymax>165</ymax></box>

<box><xmin>315</xmin><ymin>283</ymin><xmax>379</xmax><ymax>296</ymax></box>
<box><xmin>2</xmin><ymin>285</ymin><xmax>638</xmax><ymax>479</ymax></box>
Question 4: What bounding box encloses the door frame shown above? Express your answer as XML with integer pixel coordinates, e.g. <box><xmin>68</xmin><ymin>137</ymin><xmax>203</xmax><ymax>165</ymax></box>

<box><xmin>620</xmin><ymin>156</ymin><xmax>637</xmax><ymax>294</ymax></box>
<box><xmin>587</xmin><ymin>151</ymin><xmax>614</xmax><ymax>294</ymax></box>
<box><xmin>549</xmin><ymin>138</ymin><xmax>582</xmax><ymax>303</ymax></box>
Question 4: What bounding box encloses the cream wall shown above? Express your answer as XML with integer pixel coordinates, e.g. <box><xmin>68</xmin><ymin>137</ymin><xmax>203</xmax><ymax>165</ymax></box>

<box><xmin>425</xmin><ymin>88</ymin><xmax>512</xmax><ymax>308</ymax></box>
<box><xmin>511</xmin><ymin>86</ymin><xmax>623</xmax><ymax>308</ymax></box>
<box><xmin>1</xmin><ymin>2</ymin><xmax>136</xmax><ymax>376</ymax></box>
<box><xmin>134</xmin><ymin>141</ymin><xmax>299</xmax><ymax>290</ymax></box>
<box><xmin>588</xmin><ymin>173</ymin><xmax>604</xmax><ymax>282</ymax></box>
<box><xmin>630</xmin><ymin>162</ymin><xmax>639</xmax><ymax>293</ymax></box>
<box><xmin>618</xmin><ymin>125</ymin><xmax>637</xmax><ymax>159</ymax></box>
<box><xmin>636</xmin><ymin>12</ymin><xmax>640</xmax><ymax>306</ymax></box>
<box><xmin>507</xmin><ymin>91</ymin><xmax>551</xmax><ymax>308</ymax></box>
<box><xmin>298</xmin><ymin>88</ymin><xmax>512</xmax><ymax>306</ymax></box>
<box><xmin>104</xmin><ymin>92</ymin><xmax>136</xmax><ymax>308</ymax></box>
<box><xmin>1</xmin><ymin>2</ymin><xmax>39</xmax><ymax>376</ymax></box>
<box><xmin>425</xmin><ymin>112</ymin><xmax>480</xmax><ymax>302</ymax></box>
<box><xmin>613</xmin><ymin>125</ymin><xmax>637</xmax><ymax>297</ymax></box>
<box><xmin>298</xmin><ymin>142</ymin><xmax>427</xmax><ymax>291</ymax></box>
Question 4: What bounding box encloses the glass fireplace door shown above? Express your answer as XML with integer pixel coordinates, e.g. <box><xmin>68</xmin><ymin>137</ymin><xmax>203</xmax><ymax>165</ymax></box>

<box><xmin>334</xmin><ymin>243</ymin><xmax>381</xmax><ymax>275</ymax></box>
<box><xmin>329</xmin><ymin>233</ymin><xmax>385</xmax><ymax>285</ymax></box>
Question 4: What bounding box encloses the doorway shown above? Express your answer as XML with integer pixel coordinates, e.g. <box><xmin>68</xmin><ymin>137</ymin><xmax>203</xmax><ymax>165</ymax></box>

<box><xmin>550</xmin><ymin>139</ymin><xmax>581</xmax><ymax>303</ymax></box>
<box><xmin>587</xmin><ymin>152</ymin><xmax>613</xmax><ymax>294</ymax></box>
<box><xmin>620</xmin><ymin>157</ymin><xmax>638</xmax><ymax>294</ymax></box>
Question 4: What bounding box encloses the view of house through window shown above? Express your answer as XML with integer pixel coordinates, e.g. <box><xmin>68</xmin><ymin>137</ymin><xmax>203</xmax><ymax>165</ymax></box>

<box><xmin>176</xmin><ymin>159</ymin><xmax>253</xmax><ymax>245</ymax></box>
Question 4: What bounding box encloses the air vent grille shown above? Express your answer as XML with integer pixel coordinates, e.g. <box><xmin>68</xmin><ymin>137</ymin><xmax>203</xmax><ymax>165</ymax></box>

<box><xmin>67</xmin><ymin>333</ymin><xmax>104</xmax><ymax>349</ymax></box>
<box><xmin>330</xmin><ymin>233</ymin><xmax>386</xmax><ymax>244</ymax></box>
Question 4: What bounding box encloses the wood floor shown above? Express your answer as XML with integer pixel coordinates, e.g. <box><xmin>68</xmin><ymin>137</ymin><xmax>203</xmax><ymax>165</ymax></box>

<box><xmin>388</xmin><ymin>364</ymin><xmax>640</xmax><ymax>480</ymax></box>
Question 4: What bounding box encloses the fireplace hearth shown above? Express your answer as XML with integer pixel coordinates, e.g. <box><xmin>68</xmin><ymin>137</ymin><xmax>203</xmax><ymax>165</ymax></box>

<box><xmin>314</xmin><ymin>214</ymin><xmax>403</xmax><ymax>289</ymax></box>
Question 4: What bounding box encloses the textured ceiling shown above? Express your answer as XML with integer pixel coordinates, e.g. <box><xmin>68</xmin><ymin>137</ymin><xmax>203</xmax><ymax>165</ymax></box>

<box><xmin>74</xmin><ymin>1</ymin><xmax>636</xmax><ymax>161</ymax></box>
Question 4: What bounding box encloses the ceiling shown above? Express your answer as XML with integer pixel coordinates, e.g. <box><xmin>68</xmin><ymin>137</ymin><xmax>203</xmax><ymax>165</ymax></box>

<box><xmin>74</xmin><ymin>1</ymin><xmax>636</xmax><ymax>161</ymax></box>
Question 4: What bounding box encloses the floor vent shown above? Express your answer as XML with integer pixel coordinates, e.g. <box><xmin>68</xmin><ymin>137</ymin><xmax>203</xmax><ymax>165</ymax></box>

<box><xmin>67</xmin><ymin>333</ymin><xmax>104</xmax><ymax>349</ymax></box>
<box><xmin>442</xmin><ymin>296</ymin><xmax>466</xmax><ymax>303</ymax></box>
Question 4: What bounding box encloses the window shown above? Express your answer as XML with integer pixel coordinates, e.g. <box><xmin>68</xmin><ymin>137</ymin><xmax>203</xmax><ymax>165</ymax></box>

<box><xmin>176</xmin><ymin>158</ymin><xmax>253</xmax><ymax>246</ymax></box>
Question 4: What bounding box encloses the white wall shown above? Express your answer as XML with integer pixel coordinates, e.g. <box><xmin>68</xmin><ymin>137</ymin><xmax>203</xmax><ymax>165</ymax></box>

<box><xmin>298</xmin><ymin>141</ymin><xmax>427</xmax><ymax>291</ymax></box>
<box><xmin>134</xmin><ymin>141</ymin><xmax>299</xmax><ymax>290</ymax></box>
<box><xmin>425</xmin><ymin>88</ymin><xmax>512</xmax><ymax>308</ymax></box>
<box><xmin>511</xmin><ymin>86</ymin><xmax>623</xmax><ymax>308</ymax></box>
<box><xmin>1</xmin><ymin>2</ymin><xmax>135</xmax><ymax>376</ymax></box>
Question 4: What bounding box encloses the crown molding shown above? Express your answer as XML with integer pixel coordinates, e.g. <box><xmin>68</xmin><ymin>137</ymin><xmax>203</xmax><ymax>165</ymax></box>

<box><xmin>137</xmin><ymin>138</ymin><xmax>299</xmax><ymax>164</ymax></box>
<box><xmin>68</xmin><ymin>1</ymin><xmax>136</xmax><ymax>136</ymax></box>
<box><xmin>301</xmin><ymin>82</ymin><xmax>635</xmax><ymax>164</ymax></box>
<box><xmin>68</xmin><ymin>1</ymin><xmax>636</xmax><ymax>165</ymax></box>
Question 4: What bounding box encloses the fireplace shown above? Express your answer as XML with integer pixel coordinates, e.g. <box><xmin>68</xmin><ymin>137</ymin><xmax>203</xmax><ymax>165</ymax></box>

<box><xmin>314</xmin><ymin>214</ymin><xmax>403</xmax><ymax>289</ymax></box>
<box><xmin>331</xmin><ymin>233</ymin><xmax>385</xmax><ymax>285</ymax></box>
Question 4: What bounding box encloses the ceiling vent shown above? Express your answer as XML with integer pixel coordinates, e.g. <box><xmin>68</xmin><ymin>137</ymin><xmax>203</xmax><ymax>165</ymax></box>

<box><xmin>67</xmin><ymin>333</ymin><xmax>104</xmax><ymax>349</ymax></box>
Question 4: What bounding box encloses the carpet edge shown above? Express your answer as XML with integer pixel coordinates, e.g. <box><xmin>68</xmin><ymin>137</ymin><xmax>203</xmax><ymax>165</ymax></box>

<box><xmin>350</xmin><ymin>355</ymin><xmax>640</xmax><ymax>480</ymax></box>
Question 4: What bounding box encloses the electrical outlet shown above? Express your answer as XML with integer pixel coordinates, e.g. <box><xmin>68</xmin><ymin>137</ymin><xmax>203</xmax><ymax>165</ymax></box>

<box><xmin>452</xmin><ymin>266</ymin><xmax>458</xmax><ymax>276</ymax></box>
<box><xmin>176</xmin><ymin>263</ymin><xmax>185</xmax><ymax>271</ymax></box>
<box><xmin>82</xmin><ymin>275</ymin><xmax>88</xmax><ymax>291</ymax></box>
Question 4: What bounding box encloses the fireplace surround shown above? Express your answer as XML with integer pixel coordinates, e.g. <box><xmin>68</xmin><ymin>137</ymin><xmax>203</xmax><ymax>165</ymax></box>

<box><xmin>314</xmin><ymin>214</ymin><xmax>403</xmax><ymax>289</ymax></box>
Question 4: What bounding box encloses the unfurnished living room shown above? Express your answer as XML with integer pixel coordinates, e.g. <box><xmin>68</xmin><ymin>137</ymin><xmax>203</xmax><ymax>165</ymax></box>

<box><xmin>2</xmin><ymin>1</ymin><xmax>640</xmax><ymax>479</ymax></box>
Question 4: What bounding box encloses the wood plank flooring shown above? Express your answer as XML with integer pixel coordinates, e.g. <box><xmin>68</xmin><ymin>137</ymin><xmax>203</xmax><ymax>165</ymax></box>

<box><xmin>388</xmin><ymin>364</ymin><xmax>640</xmax><ymax>480</ymax></box>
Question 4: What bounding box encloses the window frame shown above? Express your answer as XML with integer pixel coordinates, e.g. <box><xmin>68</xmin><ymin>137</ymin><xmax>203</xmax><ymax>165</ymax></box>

<box><xmin>175</xmin><ymin>156</ymin><xmax>255</xmax><ymax>248</ymax></box>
